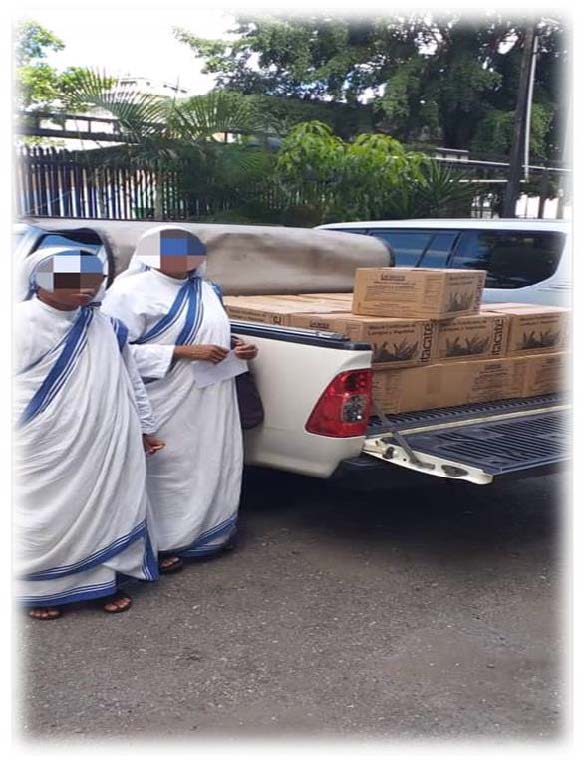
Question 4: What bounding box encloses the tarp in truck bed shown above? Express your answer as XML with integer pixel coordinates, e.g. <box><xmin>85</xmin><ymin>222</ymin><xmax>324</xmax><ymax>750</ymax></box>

<box><xmin>23</xmin><ymin>219</ymin><xmax>391</xmax><ymax>296</ymax></box>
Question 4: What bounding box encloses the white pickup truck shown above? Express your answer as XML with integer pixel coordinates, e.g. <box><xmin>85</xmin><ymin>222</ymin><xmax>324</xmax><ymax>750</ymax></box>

<box><xmin>15</xmin><ymin>219</ymin><xmax>569</xmax><ymax>487</ymax></box>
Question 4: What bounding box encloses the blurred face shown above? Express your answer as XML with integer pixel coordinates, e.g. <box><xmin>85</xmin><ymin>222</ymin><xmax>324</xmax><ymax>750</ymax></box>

<box><xmin>137</xmin><ymin>228</ymin><xmax>207</xmax><ymax>278</ymax></box>
<box><xmin>34</xmin><ymin>254</ymin><xmax>106</xmax><ymax>309</ymax></box>
<box><xmin>158</xmin><ymin>254</ymin><xmax>205</xmax><ymax>278</ymax></box>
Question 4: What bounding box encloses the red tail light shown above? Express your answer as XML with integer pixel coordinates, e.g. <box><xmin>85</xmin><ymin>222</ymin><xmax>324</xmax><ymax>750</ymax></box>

<box><xmin>305</xmin><ymin>369</ymin><xmax>373</xmax><ymax>438</ymax></box>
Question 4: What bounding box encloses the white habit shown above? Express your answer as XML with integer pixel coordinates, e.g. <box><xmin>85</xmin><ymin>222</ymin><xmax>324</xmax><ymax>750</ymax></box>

<box><xmin>14</xmin><ymin>297</ymin><xmax>159</xmax><ymax>607</ymax></box>
<box><xmin>102</xmin><ymin>268</ymin><xmax>243</xmax><ymax>556</ymax></box>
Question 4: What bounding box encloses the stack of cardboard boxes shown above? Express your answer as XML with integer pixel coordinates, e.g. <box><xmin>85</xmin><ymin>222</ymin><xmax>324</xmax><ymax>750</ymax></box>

<box><xmin>223</xmin><ymin>293</ymin><xmax>354</xmax><ymax>326</ymax></box>
<box><xmin>223</xmin><ymin>267</ymin><xmax>569</xmax><ymax>414</ymax></box>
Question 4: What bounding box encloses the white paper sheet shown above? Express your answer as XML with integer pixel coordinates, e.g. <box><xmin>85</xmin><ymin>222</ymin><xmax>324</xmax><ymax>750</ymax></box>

<box><xmin>192</xmin><ymin>349</ymin><xmax>248</xmax><ymax>389</ymax></box>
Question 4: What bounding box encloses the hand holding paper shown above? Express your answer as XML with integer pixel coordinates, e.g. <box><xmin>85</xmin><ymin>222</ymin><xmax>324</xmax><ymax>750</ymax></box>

<box><xmin>192</xmin><ymin>349</ymin><xmax>248</xmax><ymax>389</ymax></box>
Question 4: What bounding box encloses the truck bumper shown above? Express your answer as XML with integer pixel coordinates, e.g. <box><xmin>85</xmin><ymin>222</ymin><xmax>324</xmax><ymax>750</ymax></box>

<box><xmin>332</xmin><ymin>451</ymin><xmax>567</xmax><ymax>491</ymax></box>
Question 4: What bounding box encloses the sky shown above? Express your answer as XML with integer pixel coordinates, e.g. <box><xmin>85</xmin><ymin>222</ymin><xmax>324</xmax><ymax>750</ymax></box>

<box><xmin>17</xmin><ymin>9</ymin><xmax>237</xmax><ymax>94</ymax></box>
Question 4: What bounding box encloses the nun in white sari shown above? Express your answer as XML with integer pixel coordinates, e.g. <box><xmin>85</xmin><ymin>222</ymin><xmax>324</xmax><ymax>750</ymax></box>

<box><xmin>102</xmin><ymin>226</ymin><xmax>258</xmax><ymax>571</ymax></box>
<box><xmin>14</xmin><ymin>247</ymin><xmax>164</xmax><ymax>619</ymax></box>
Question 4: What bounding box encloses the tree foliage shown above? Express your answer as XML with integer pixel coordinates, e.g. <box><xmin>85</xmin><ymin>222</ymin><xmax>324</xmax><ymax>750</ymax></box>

<box><xmin>53</xmin><ymin>70</ymin><xmax>470</xmax><ymax>224</ymax></box>
<box><xmin>14</xmin><ymin>21</ymin><xmax>114</xmax><ymax>112</ymax></box>
<box><xmin>15</xmin><ymin>21</ymin><xmax>64</xmax><ymax>109</ymax></box>
<box><xmin>15</xmin><ymin>20</ymin><xmax>64</xmax><ymax>65</ymax></box>
<box><xmin>57</xmin><ymin>70</ymin><xmax>277</xmax><ymax>219</ymax></box>
<box><xmin>274</xmin><ymin>121</ymin><xmax>475</xmax><ymax>224</ymax></box>
<box><xmin>175</xmin><ymin>13</ymin><xmax>568</xmax><ymax>161</ymax></box>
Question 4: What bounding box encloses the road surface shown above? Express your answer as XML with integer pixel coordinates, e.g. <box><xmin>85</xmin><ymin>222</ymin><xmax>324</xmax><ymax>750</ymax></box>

<box><xmin>17</xmin><ymin>469</ymin><xmax>566</xmax><ymax>740</ymax></box>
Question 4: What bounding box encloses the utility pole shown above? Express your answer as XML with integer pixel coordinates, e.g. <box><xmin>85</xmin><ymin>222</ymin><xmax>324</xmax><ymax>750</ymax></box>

<box><xmin>555</xmin><ymin>96</ymin><xmax>572</xmax><ymax>219</ymax></box>
<box><xmin>502</xmin><ymin>23</ymin><xmax>538</xmax><ymax>217</ymax></box>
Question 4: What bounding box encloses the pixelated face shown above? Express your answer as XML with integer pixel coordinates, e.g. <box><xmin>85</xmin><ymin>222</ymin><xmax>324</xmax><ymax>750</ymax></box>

<box><xmin>35</xmin><ymin>253</ymin><xmax>106</xmax><ymax>307</ymax></box>
<box><xmin>138</xmin><ymin>229</ymin><xmax>206</xmax><ymax>276</ymax></box>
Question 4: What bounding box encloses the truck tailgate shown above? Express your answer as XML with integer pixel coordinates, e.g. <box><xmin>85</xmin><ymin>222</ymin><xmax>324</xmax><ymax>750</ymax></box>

<box><xmin>363</xmin><ymin>394</ymin><xmax>570</xmax><ymax>485</ymax></box>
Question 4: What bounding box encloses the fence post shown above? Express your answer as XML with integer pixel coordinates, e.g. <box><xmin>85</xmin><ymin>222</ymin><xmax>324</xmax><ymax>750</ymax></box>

<box><xmin>48</xmin><ymin>147</ymin><xmax>60</xmax><ymax>217</ymax></box>
<box><xmin>153</xmin><ymin>169</ymin><xmax>163</xmax><ymax>220</ymax></box>
<box><xmin>555</xmin><ymin>172</ymin><xmax>568</xmax><ymax>220</ymax></box>
<box><xmin>537</xmin><ymin>171</ymin><xmax>548</xmax><ymax>219</ymax></box>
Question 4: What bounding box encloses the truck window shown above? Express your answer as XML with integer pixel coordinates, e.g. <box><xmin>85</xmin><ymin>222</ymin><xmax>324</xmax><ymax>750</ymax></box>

<box><xmin>365</xmin><ymin>229</ymin><xmax>459</xmax><ymax>267</ymax></box>
<box><xmin>367</xmin><ymin>231</ymin><xmax>435</xmax><ymax>266</ymax></box>
<box><xmin>449</xmin><ymin>230</ymin><xmax>565</xmax><ymax>289</ymax></box>
<box><xmin>418</xmin><ymin>232</ymin><xmax>459</xmax><ymax>267</ymax></box>
<box><xmin>324</xmin><ymin>228</ymin><xmax>394</xmax><ymax>265</ymax></box>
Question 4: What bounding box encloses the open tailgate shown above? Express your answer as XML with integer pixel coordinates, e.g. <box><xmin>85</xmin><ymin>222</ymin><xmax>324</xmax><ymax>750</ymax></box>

<box><xmin>363</xmin><ymin>393</ymin><xmax>570</xmax><ymax>485</ymax></box>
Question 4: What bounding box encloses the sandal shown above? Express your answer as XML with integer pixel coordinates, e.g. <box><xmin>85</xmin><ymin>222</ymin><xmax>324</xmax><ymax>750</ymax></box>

<box><xmin>102</xmin><ymin>590</ymin><xmax>132</xmax><ymax>614</ymax></box>
<box><xmin>158</xmin><ymin>555</ymin><xmax>184</xmax><ymax>574</ymax></box>
<box><xmin>28</xmin><ymin>607</ymin><xmax>62</xmax><ymax>621</ymax></box>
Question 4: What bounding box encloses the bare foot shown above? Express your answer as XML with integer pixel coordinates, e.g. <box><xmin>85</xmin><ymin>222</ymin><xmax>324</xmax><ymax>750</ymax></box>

<box><xmin>28</xmin><ymin>607</ymin><xmax>62</xmax><ymax>621</ymax></box>
<box><xmin>102</xmin><ymin>591</ymin><xmax>132</xmax><ymax>614</ymax></box>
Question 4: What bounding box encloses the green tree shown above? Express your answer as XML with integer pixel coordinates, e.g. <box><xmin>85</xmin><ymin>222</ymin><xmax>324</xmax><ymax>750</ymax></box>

<box><xmin>175</xmin><ymin>13</ymin><xmax>568</xmax><ymax>161</ymax></box>
<box><xmin>274</xmin><ymin>120</ymin><xmax>475</xmax><ymax>224</ymax></box>
<box><xmin>15</xmin><ymin>21</ymin><xmax>65</xmax><ymax>109</ymax></box>
<box><xmin>470</xmin><ymin>101</ymin><xmax>554</xmax><ymax>161</ymax></box>
<box><xmin>14</xmin><ymin>21</ymin><xmax>113</xmax><ymax>113</ymax></box>
<box><xmin>15</xmin><ymin>20</ymin><xmax>64</xmax><ymax>65</ymax></box>
<box><xmin>18</xmin><ymin>64</ymin><xmax>107</xmax><ymax>112</ymax></box>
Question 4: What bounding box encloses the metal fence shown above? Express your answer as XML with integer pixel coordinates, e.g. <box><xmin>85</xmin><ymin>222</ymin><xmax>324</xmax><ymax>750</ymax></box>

<box><xmin>14</xmin><ymin>145</ymin><xmax>296</xmax><ymax>221</ymax></box>
<box><xmin>14</xmin><ymin>145</ymin><xmax>569</xmax><ymax>222</ymax></box>
<box><xmin>14</xmin><ymin>146</ymin><xmax>189</xmax><ymax>220</ymax></box>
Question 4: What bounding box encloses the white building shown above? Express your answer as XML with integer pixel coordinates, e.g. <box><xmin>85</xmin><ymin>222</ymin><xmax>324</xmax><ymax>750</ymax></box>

<box><xmin>19</xmin><ymin>76</ymin><xmax>193</xmax><ymax>151</ymax></box>
<box><xmin>112</xmin><ymin>76</ymin><xmax>189</xmax><ymax>98</ymax></box>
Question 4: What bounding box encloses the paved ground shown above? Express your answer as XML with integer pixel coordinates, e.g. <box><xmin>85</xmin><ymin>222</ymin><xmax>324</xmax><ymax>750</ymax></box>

<box><xmin>17</xmin><ymin>468</ymin><xmax>566</xmax><ymax>741</ymax></box>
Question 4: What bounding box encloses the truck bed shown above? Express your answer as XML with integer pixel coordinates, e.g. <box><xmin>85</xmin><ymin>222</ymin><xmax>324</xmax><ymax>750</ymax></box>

<box><xmin>362</xmin><ymin>393</ymin><xmax>569</xmax><ymax>484</ymax></box>
<box><xmin>232</xmin><ymin>320</ymin><xmax>569</xmax><ymax>485</ymax></box>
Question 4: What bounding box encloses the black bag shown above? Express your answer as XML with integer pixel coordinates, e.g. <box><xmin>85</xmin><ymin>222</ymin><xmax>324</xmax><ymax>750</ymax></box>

<box><xmin>231</xmin><ymin>337</ymin><xmax>264</xmax><ymax>430</ymax></box>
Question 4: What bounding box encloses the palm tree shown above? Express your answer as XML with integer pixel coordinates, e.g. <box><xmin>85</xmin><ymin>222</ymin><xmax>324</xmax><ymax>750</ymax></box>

<box><xmin>61</xmin><ymin>70</ymin><xmax>277</xmax><ymax>219</ymax></box>
<box><xmin>383</xmin><ymin>161</ymin><xmax>479</xmax><ymax>219</ymax></box>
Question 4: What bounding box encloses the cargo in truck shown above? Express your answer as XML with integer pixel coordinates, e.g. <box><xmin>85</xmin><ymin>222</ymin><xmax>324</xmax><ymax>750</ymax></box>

<box><xmin>372</xmin><ymin>352</ymin><xmax>568</xmax><ymax>415</ymax></box>
<box><xmin>222</xmin><ymin>295</ymin><xmax>352</xmax><ymax>326</ymax></box>
<box><xmin>372</xmin><ymin>357</ymin><xmax>516</xmax><ymax>414</ymax></box>
<box><xmin>483</xmin><ymin>304</ymin><xmax>570</xmax><ymax>356</ymax></box>
<box><xmin>289</xmin><ymin>312</ymin><xmax>436</xmax><ymax>369</ymax></box>
<box><xmin>434</xmin><ymin>311</ymin><xmax>509</xmax><ymax>363</ymax></box>
<box><xmin>352</xmin><ymin>267</ymin><xmax>486</xmax><ymax>319</ymax></box>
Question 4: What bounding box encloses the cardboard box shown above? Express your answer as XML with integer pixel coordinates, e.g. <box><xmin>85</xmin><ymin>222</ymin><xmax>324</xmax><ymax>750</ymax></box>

<box><xmin>435</xmin><ymin>312</ymin><xmax>509</xmax><ymax>363</ymax></box>
<box><xmin>223</xmin><ymin>295</ymin><xmax>350</xmax><ymax>326</ymax></box>
<box><xmin>224</xmin><ymin>297</ymin><xmax>293</xmax><ymax>325</ymax></box>
<box><xmin>372</xmin><ymin>357</ymin><xmax>515</xmax><ymax>414</ymax></box>
<box><xmin>289</xmin><ymin>312</ymin><xmax>436</xmax><ymax>368</ymax></box>
<box><xmin>298</xmin><ymin>293</ymin><xmax>354</xmax><ymax>302</ymax></box>
<box><xmin>372</xmin><ymin>352</ymin><xmax>568</xmax><ymax>414</ymax></box>
<box><xmin>510</xmin><ymin>352</ymin><xmax>568</xmax><ymax>398</ymax></box>
<box><xmin>250</xmin><ymin>294</ymin><xmax>350</xmax><ymax>303</ymax></box>
<box><xmin>352</xmin><ymin>267</ymin><xmax>486</xmax><ymax>319</ymax></box>
<box><xmin>524</xmin><ymin>352</ymin><xmax>568</xmax><ymax>396</ymax></box>
<box><xmin>275</xmin><ymin>294</ymin><xmax>354</xmax><ymax>310</ymax></box>
<box><xmin>489</xmin><ymin>305</ymin><xmax>569</xmax><ymax>356</ymax></box>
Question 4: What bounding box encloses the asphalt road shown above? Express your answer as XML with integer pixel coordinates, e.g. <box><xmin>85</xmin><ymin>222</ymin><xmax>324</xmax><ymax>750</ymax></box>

<box><xmin>17</xmin><ymin>468</ymin><xmax>566</xmax><ymax>741</ymax></box>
